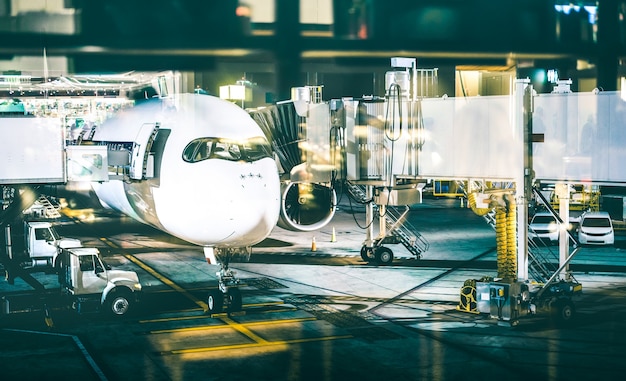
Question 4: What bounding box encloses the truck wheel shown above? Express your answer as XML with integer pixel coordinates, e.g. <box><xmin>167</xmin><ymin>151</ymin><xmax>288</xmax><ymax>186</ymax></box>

<box><xmin>54</xmin><ymin>255</ymin><xmax>64</xmax><ymax>274</ymax></box>
<box><xmin>106</xmin><ymin>291</ymin><xmax>132</xmax><ymax>316</ymax></box>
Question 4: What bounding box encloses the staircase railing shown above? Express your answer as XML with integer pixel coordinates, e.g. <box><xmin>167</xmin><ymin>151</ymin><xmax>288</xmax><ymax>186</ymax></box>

<box><xmin>347</xmin><ymin>182</ymin><xmax>429</xmax><ymax>258</ymax></box>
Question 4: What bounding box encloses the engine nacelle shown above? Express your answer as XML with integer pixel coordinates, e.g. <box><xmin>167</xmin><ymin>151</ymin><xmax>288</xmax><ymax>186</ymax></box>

<box><xmin>278</xmin><ymin>182</ymin><xmax>336</xmax><ymax>232</ymax></box>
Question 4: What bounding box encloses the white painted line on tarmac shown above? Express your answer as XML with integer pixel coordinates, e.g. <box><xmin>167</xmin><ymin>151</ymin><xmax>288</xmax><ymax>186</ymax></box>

<box><xmin>3</xmin><ymin>328</ymin><xmax>108</xmax><ymax>381</ymax></box>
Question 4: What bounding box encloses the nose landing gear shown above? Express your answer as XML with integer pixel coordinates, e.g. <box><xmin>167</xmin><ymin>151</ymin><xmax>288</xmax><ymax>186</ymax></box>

<box><xmin>207</xmin><ymin>267</ymin><xmax>243</xmax><ymax>315</ymax></box>
<box><xmin>204</xmin><ymin>247</ymin><xmax>246</xmax><ymax>315</ymax></box>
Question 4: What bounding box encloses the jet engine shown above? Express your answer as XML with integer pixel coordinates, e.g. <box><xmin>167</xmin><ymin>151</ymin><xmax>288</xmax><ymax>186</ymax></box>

<box><xmin>278</xmin><ymin>182</ymin><xmax>336</xmax><ymax>232</ymax></box>
<box><xmin>250</xmin><ymin>94</ymin><xmax>337</xmax><ymax>232</ymax></box>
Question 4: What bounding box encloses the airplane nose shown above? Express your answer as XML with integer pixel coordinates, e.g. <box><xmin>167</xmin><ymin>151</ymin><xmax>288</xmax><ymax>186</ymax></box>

<box><xmin>161</xmin><ymin>164</ymin><xmax>280</xmax><ymax>247</ymax></box>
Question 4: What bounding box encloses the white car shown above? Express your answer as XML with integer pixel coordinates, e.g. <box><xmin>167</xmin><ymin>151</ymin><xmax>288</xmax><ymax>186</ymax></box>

<box><xmin>578</xmin><ymin>211</ymin><xmax>614</xmax><ymax>245</ymax></box>
<box><xmin>529</xmin><ymin>212</ymin><xmax>559</xmax><ymax>243</ymax></box>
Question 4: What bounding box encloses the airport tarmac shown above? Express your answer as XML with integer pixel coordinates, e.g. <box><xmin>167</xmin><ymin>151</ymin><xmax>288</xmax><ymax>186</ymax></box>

<box><xmin>1</xmin><ymin>197</ymin><xmax>626</xmax><ymax>381</ymax></box>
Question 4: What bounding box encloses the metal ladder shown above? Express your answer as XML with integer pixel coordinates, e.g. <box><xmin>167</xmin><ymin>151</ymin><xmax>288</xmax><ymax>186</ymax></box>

<box><xmin>347</xmin><ymin>182</ymin><xmax>429</xmax><ymax>259</ymax></box>
<box><xmin>529</xmin><ymin>188</ymin><xmax>580</xmax><ymax>284</ymax></box>
<box><xmin>457</xmin><ymin>180</ymin><xmax>579</xmax><ymax>285</ymax></box>
<box><xmin>381</xmin><ymin>206</ymin><xmax>429</xmax><ymax>258</ymax></box>
<box><xmin>33</xmin><ymin>195</ymin><xmax>62</xmax><ymax>219</ymax></box>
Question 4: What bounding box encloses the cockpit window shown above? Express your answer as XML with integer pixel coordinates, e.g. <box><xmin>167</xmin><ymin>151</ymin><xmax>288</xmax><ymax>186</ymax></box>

<box><xmin>182</xmin><ymin>137</ymin><xmax>272</xmax><ymax>163</ymax></box>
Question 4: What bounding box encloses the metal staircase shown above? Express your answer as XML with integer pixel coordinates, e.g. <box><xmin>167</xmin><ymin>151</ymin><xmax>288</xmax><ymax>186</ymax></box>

<box><xmin>381</xmin><ymin>206</ymin><xmax>430</xmax><ymax>258</ymax></box>
<box><xmin>347</xmin><ymin>182</ymin><xmax>429</xmax><ymax>259</ymax></box>
<box><xmin>27</xmin><ymin>195</ymin><xmax>62</xmax><ymax>219</ymax></box>
<box><xmin>529</xmin><ymin>188</ymin><xmax>580</xmax><ymax>284</ymax></box>
<box><xmin>456</xmin><ymin>180</ymin><xmax>579</xmax><ymax>285</ymax></box>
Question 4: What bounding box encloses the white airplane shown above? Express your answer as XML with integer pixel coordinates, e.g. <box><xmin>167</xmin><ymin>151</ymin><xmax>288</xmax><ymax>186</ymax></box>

<box><xmin>87</xmin><ymin>93</ymin><xmax>281</xmax><ymax>313</ymax></box>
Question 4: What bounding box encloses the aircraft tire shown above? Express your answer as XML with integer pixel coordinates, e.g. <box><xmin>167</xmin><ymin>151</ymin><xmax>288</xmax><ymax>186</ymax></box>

<box><xmin>227</xmin><ymin>288</ymin><xmax>242</xmax><ymax>312</ymax></box>
<box><xmin>207</xmin><ymin>289</ymin><xmax>224</xmax><ymax>314</ymax></box>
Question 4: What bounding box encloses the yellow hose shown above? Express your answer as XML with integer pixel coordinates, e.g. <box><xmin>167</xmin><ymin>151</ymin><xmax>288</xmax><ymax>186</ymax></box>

<box><xmin>495</xmin><ymin>208</ymin><xmax>507</xmax><ymax>278</ymax></box>
<box><xmin>469</xmin><ymin>192</ymin><xmax>518</xmax><ymax>281</ymax></box>
<box><xmin>467</xmin><ymin>193</ymin><xmax>492</xmax><ymax>216</ymax></box>
<box><xmin>505</xmin><ymin>196</ymin><xmax>518</xmax><ymax>280</ymax></box>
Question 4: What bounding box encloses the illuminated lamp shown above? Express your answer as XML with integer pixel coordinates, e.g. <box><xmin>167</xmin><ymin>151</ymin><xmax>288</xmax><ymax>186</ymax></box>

<box><xmin>219</xmin><ymin>84</ymin><xmax>252</xmax><ymax>107</ymax></box>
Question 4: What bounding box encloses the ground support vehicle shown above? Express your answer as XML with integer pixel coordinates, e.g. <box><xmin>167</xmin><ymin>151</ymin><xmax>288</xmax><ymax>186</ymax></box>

<box><xmin>4</xmin><ymin>220</ymin><xmax>81</xmax><ymax>270</ymax></box>
<box><xmin>57</xmin><ymin>247</ymin><xmax>142</xmax><ymax>316</ymax></box>
<box><xmin>487</xmin><ymin>279</ymin><xmax>581</xmax><ymax>326</ymax></box>
<box><xmin>459</xmin><ymin>273</ymin><xmax>582</xmax><ymax>326</ymax></box>
<box><xmin>2</xmin><ymin>247</ymin><xmax>141</xmax><ymax>318</ymax></box>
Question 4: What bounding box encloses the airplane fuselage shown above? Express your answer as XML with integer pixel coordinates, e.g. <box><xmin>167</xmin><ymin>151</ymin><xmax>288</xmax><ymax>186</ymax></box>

<box><xmin>91</xmin><ymin>94</ymin><xmax>281</xmax><ymax>249</ymax></box>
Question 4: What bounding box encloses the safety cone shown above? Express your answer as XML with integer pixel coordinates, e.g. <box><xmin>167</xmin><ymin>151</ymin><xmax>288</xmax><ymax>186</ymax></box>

<box><xmin>311</xmin><ymin>236</ymin><xmax>317</xmax><ymax>252</ymax></box>
<box><xmin>331</xmin><ymin>227</ymin><xmax>337</xmax><ymax>243</ymax></box>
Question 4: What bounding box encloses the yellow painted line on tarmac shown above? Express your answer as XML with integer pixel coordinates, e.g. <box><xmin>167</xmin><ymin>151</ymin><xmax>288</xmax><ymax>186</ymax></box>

<box><xmin>165</xmin><ymin>334</ymin><xmax>354</xmax><ymax>355</ymax></box>
<box><xmin>138</xmin><ymin>301</ymin><xmax>293</xmax><ymax>324</ymax></box>
<box><xmin>78</xmin><ymin>215</ymin><xmax>298</xmax><ymax>348</ymax></box>
<box><xmin>98</xmin><ymin>236</ymin><xmax>208</xmax><ymax>311</ymax></box>
<box><xmin>224</xmin><ymin>316</ymin><xmax>317</xmax><ymax>328</ymax></box>
<box><xmin>121</xmin><ymin>253</ymin><xmax>272</xmax><ymax>346</ymax></box>
<box><xmin>149</xmin><ymin>316</ymin><xmax>318</xmax><ymax>334</ymax></box>
<box><xmin>123</xmin><ymin>254</ymin><xmax>208</xmax><ymax>311</ymax></box>
<box><xmin>243</xmin><ymin>301</ymin><xmax>286</xmax><ymax>308</ymax></box>
<box><xmin>139</xmin><ymin>314</ymin><xmax>211</xmax><ymax>324</ymax></box>
<box><xmin>220</xmin><ymin>315</ymin><xmax>268</xmax><ymax>343</ymax></box>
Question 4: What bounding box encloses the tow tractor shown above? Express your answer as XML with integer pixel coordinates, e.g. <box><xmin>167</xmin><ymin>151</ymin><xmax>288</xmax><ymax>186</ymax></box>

<box><xmin>2</xmin><ymin>247</ymin><xmax>141</xmax><ymax>318</ymax></box>
<box><xmin>460</xmin><ymin>274</ymin><xmax>582</xmax><ymax>326</ymax></box>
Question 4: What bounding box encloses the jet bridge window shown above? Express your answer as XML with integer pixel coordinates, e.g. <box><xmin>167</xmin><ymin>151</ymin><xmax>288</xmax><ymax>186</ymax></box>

<box><xmin>182</xmin><ymin>137</ymin><xmax>272</xmax><ymax>163</ymax></box>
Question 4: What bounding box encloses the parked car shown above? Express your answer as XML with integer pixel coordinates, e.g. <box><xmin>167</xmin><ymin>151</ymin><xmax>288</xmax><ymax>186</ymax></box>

<box><xmin>529</xmin><ymin>212</ymin><xmax>559</xmax><ymax>243</ymax></box>
<box><xmin>578</xmin><ymin>211</ymin><xmax>614</xmax><ymax>245</ymax></box>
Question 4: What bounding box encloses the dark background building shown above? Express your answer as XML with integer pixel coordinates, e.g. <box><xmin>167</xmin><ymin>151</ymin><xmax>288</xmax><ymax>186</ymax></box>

<box><xmin>0</xmin><ymin>1</ymin><xmax>624</xmax><ymax>105</ymax></box>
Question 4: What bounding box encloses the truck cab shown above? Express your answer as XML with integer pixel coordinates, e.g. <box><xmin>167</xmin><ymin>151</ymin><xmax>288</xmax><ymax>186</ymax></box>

<box><xmin>24</xmin><ymin>221</ymin><xmax>81</xmax><ymax>269</ymax></box>
<box><xmin>59</xmin><ymin>247</ymin><xmax>142</xmax><ymax>316</ymax></box>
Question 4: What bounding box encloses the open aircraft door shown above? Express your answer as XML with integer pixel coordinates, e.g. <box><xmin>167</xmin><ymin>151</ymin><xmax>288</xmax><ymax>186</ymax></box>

<box><xmin>130</xmin><ymin>123</ymin><xmax>159</xmax><ymax>180</ymax></box>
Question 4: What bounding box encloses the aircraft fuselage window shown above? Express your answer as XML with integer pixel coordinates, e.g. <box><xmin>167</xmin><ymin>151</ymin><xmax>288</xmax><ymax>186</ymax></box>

<box><xmin>182</xmin><ymin>137</ymin><xmax>271</xmax><ymax>163</ymax></box>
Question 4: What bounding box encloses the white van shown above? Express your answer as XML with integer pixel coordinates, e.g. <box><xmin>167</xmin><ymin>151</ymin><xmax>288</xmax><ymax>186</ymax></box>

<box><xmin>578</xmin><ymin>211</ymin><xmax>614</xmax><ymax>245</ymax></box>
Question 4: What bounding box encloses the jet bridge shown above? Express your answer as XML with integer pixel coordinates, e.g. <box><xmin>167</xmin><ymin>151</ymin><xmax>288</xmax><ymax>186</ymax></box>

<box><xmin>266</xmin><ymin>59</ymin><xmax>626</xmax><ymax>324</ymax></box>
<box><xmin>0</xmin><ymin>116</ymin><xmax>109</xmax><ymax>186</ymax></box>
<box><xmin>252</xmin><ymin>64</ymin><xmax>436</xmax><ymax>264</ymax></box>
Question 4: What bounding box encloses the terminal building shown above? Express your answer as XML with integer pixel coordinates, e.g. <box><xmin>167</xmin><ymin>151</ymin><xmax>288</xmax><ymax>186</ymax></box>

<box><xmin>0</xmin><ymin>1</ymin><xmax>624</xmax><ymax>101</ymax></box>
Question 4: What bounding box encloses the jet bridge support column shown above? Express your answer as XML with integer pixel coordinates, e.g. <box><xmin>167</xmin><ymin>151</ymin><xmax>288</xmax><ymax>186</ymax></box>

<box><xmin>555</xmin><ymin>183</ymin><xmax>571</xmax><ymax>279</ymax></box>
<box><xmin>364</xmin><ymin>185</ymin><xmax>375</xmax><ymax>248</ymax></box>
<box><xmin>517</xmin><ymin>78</ymin><xmax>532</xmax><ymax>281</ymax></box>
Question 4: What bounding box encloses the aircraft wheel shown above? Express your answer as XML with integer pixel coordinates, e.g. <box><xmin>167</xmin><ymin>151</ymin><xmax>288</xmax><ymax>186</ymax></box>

<box><xmin>375</xmin><ymin>247</ymin><xmax>394</xmax><ymax>265</ymax></box>
<box><xmin>227</xmin><ymin>288</ymin><xmax>242</xmax><ymax>312</ymax></box>
<box><xmin>360</xmin><ymin>246</ymin><xmax>374</xmax><ymax>262</ymax></box>
<box><xmin>207</xmin><ymin>289</ymin><xmax>224</xmax><ymax>314</ymax></box>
